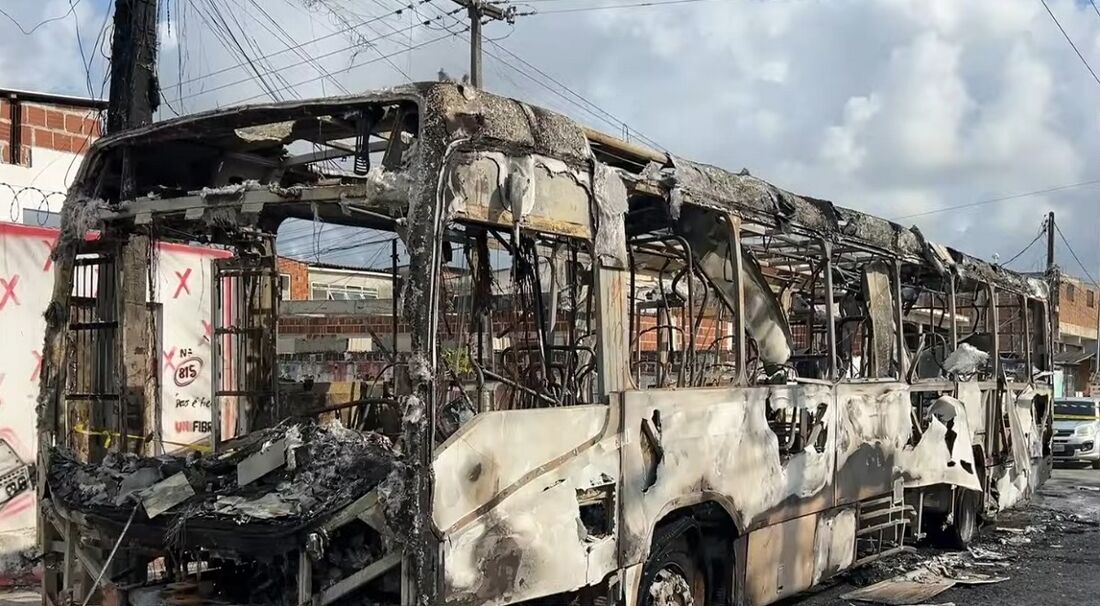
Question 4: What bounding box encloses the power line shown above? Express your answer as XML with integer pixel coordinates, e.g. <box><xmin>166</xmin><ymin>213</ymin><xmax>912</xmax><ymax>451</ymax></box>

<box><xmin>1003</xmin><ymin>220</ymin><xmax>1047</xmax><ymax>267</ymax></box>
<box><xmin>305</xmin><ymin>0</ymin><xmax>416</xmax><ymax>83</ymax></box>
<box><xmin>1091</xmin><ymin>0</ymin><xmax>1100</xmax><ymax>20</ymax></box>
<box><xmin>483</xmin><ymin>37</ymin><xmax>665</xmax><ymax>150</ymax></box>
<box><xmin>0</xmin><ymin>1</ymin><xmax>83</xmax><ymax>36</ymax></box>
<box><xmin>524</xmin><ymin>0</ymin><xmax>725</xmax><ymax>14</ymax></box>
<box><xmin>892</xmin><ymin>178</ymin><xmax>1100</xmax><ymax>220</ymax></box>
<box><xmin>1055</xmin><ymin>222</ymin><xmax>1099</xmax><ymax>286</ymax></box>
<box><xmin>164</xmin><ymin>0</ymin><xmax>437</xmax><ymax>90</ymax></box>
<box><xmin>178</xmin><ymin>13</ymin><xmax>462</xmax><ymax>103</ymax></box>
<box><xmin>1040</xmin><ymin>0</ymin><xmax>1100</xmax><ymax>88</ymax></box>
<box><xmin>227</xmin><ymin>28</ymin><xmax>467</xmax><ymax>105</ymax></box>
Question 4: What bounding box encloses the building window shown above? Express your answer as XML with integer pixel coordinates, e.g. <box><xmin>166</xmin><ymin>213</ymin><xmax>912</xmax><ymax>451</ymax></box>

<box><xmin>1090</xmin><ymin>290</ymin><xmax>1096</xmax><ymax>308</ymax></box>
<box><xmin>310</xmin><ymin>283</ymin><xmax>380</xmax><ymax>300</ymax></box>
<box><xmin>1068</xmin><ymin>284</ymin><xmax>1076</xmax><ymax>302</ymax></box>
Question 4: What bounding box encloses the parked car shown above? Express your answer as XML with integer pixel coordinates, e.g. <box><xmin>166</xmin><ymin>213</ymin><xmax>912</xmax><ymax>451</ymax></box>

<box><xmin>1053</xmin><ymin>397</ymin><xmax>1100</xmax><ymax>468</ymax></box>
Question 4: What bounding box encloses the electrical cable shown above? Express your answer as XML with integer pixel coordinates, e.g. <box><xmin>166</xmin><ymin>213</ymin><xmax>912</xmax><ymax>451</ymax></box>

<box><xmin>305</xmin><ymin>0</ymin><xmax>416</xmax><ymax>83</ymax></box>
<box><xmin>1002</xmin><ymin>221</ymin><xmax>1047</xmax><ymax>267</ymax></box>
<box><xmin>178</xmin><ymin>11</ymin><xmax>462</xmax><ymax>103</ymax></box>
<box><xmin>0</xmin><ymin>1</ymin><xmax>83</xmax><ymax>36</ymax></box>
<box><xmin>1056</xmin><ymin>222</ymin><xmax>1099</xmax><ymax>286</ymax></box>
<box><xmin>163</xmin><ymin>0</ymin><xmax>437</xmax><ymax>90</ymax></box>
<box><xmin>226</xmin><ymin>28</ymin><xmax>466</xmax><ymax>106</ymax></box>
<box><xmin>892</xmin><ymin>178</ymin><xmax>1100</xmax><ymax>220</ymax></box>
<box><xmin>522</xmin><ymin>0</ymin><xmax>726</xmax><ymax>14</ymax></box>
<box><xmin>481</xmin><ymin>37</ymin><xmax>666</xmax><ymax>150</ymax></box>
<box><xmin>1040</xmin><ymin>0</ymin><xmax>1100</xmax><ymax>88</ymax></box>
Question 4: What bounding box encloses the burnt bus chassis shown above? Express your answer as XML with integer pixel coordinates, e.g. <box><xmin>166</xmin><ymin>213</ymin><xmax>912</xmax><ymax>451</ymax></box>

<box><xmin>36</xmin><ymin>82</ymin><xmax>1053</xmax><ymax>606</ymax></box>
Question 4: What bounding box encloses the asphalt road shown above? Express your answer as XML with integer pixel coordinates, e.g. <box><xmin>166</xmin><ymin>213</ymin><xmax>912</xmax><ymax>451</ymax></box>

<box><xmin>787</xmin><ymin>466</ymin><xmax>1100</xmax><ymax>606</ymax></box>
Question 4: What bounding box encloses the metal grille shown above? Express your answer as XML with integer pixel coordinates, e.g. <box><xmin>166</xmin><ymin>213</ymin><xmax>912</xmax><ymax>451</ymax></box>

<box><xmin>66</xmin><ymin>255</ymin><xmax>119</xmax><ymax>402</ymax></box>
<box><xmin>210</xmin><ymin>257</ymin><xmax>278</xmax><ymax>450</ymax></box>
<box><xmin>64</xmin><ymin>253</ymin><xmax>120</xmax><ymax>457</ymax></box>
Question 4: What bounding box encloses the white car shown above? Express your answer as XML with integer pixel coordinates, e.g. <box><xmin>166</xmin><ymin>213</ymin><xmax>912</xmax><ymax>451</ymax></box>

<box><xmin>1053</xmin><ymin>397</ymin><xmax>1100</xmax><ymax>468</ymax></box>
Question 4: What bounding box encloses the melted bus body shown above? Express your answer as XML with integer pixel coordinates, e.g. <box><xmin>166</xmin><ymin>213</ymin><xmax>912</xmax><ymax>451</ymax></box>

<box><xmin>38</xmin><ymin>82</ymin><xmax>1052</xmax><ymax>606</ymax></box>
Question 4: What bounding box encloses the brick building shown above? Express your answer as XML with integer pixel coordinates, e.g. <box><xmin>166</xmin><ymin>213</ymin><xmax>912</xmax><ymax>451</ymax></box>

<box><xmin>0</xmin><ymin>88</ymin><xmax>106</xmax><ymax>226</ymax></box>
<box><xmin>1054</xmin><ymin>273</ymin><xmax>1100</xmax><ymax>396</ymax></box>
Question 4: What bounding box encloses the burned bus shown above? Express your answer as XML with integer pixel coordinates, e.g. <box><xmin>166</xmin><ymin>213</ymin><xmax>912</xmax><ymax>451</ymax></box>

<box><xmin>36</xmin><ymin>82</ymin><xmax>1052</xmax><ymax>606</ymax></box>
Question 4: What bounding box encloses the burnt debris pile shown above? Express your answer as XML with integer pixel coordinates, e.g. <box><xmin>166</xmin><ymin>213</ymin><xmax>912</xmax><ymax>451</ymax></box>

<box><xmin>48</xmin><ymin>421</ymin><xmax>397</xmax><ymax>528</ymax></box>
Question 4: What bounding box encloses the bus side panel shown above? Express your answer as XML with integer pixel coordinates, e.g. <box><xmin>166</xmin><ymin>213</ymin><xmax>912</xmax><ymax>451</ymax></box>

<box><xmin>433</xmin><ymin>406</ymin><xmax>621</xmax><ymax>606</ymax></box>
<box><xmin>994</xmin><ymin>385</ymin><xmax>1047</xmax><ymax>510</ymax></box>
<box><xmin>743</xmin><ymin>506</ymin><xmax>857</xmax><ymax>605</ymax></box>
<box><xmin>833</xmin><ymin>383</ymin><xmax>911</xmax><ymax>506</ymax></box>
<box><xmin>618</xmin><ymin>384</ymin><xmax>836</xmax><ymax>568</ymax></box>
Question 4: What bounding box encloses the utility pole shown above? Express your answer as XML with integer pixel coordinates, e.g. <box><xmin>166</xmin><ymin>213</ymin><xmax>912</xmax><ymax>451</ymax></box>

<box><xmin>1046</xmin><ymin>211</ymin><xmax>1056</xmax><ymax>273</ymax></box>
<box><xmin>107</xmin><ymin>0</ymin><xmax>159</xmax><ymax>135</ymax></box>
<box><xmin>449</xmin><ymin>0</ymin><xmax>515</xmax><ymax>87</ymax></box>
<box><xmin>108</xmin><ymin>0</ymin><xmax>161</xmax><ymax>462</ymax></box>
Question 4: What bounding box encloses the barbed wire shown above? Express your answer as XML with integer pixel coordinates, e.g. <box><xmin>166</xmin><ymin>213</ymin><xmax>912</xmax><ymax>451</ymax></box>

<box><xmin>0</xmin><ymin>183</ymin><xmax>67</xmax><ymax>225</ymax></box>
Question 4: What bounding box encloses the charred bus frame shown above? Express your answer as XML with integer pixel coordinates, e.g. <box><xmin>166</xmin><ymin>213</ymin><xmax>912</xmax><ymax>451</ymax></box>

<box><xmin>36</xmin><ymin>82</ymin><xmax>1052</xmax><ymax>606</ymax></box>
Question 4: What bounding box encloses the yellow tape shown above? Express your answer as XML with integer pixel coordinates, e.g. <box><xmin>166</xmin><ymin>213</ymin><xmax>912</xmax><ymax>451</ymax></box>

<box><xmin>1054</xmin><ymin>414</ymin><xmax>1100</xmax><ymax>421</ymax></box>
<box><xmin>71</xmin><ymin>423</ymin><xmax>212</xmax><ymax>453</ymax></box>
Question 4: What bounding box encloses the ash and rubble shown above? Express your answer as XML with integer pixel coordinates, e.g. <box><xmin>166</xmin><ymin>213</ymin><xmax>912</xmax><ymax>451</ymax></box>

<box><xmin>48</xmin><ymin>420</ymin><xmax>399</xmax><ymax>529</ymax></box>
<box><xmin>804</xmin><ymin>491</ymin><xmax>1100</xmax><ymax>606</ymax></box>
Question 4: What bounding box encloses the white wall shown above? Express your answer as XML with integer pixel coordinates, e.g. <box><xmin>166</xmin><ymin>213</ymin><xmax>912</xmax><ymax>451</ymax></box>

<box><xmin>0</xmin><ymin>147</ymin><xmax>84</xmax><ymax>223</ymax></box>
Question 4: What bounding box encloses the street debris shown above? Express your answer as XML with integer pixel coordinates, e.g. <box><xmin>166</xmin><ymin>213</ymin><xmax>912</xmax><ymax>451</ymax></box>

<box><xmin>841</xmin><ymin>569</ymin><xmax>957</xmax><ymax>605</ymax></box>
<box><xmin>842</xmin><ymin>547</ymin><xmax>1009</xmax><ymax>604</ymax></box>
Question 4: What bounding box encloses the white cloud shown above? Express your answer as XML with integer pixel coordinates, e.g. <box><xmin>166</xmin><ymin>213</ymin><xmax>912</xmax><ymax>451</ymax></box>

<box><xmin>2</xmin><ymin>0</ymin><xmax>1100</xmax><ymax>274</ymax></box>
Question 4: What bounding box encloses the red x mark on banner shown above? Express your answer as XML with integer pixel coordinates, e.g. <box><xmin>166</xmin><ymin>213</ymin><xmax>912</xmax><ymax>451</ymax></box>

<box><xmin>29</xmin><ymin>351</ymin><xmax>42</xmax><ymax>382</ymax></box>
<box><xmin>173</xmin><ymin>268</ymin><xmax>193</xmax><ymax>299</ymax></box>
<box><xmin>41</xmin><ymin>238</ymin><xmax>58</xmax><ymax>272</ymax></box>
<box><xmin>163</xmin><ymin>347</ymin><xmax>178</xmax><ymax>372</ymax></box>
<box><xmin>0</xmin><ymin>275</ymin><xmax>20</xmax><ymax>310</ymax></box>
<box><xmin>202</xmin><ymin>320</ymin><xmax>213</xmax><ymax>342</ymax></box>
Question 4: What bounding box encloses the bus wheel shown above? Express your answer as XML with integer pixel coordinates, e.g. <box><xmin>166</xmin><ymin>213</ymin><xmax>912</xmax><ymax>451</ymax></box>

<box><xmin>926</xmin><ymin>487</ymin><xmax>980</xmax><ymax>548</ymax></box>
<box><xmin>950</xmin><ymin>489</ymin><xmax>980</xmax><ymax>547</ymax></box>
<box><xmin>640</xmin><ymin>526</ymin><xmax>707</xmax><ymax>606</ymax></box>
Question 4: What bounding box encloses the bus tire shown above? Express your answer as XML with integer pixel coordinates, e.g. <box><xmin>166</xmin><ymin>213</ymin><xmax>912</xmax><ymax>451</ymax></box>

<box><xmin>639</xmin><ymin>520</ymin><xmax>708</xmax><ymax>606</ymax></box>
<box><xmin>925</xmin><ymin>487</ymin><xmax>980</xmax><ymax>548</ymax></box>
<box><xmin>948</xmin><ymin>488</ymin><xmax>980</xmax><ymax>547</ymax></box>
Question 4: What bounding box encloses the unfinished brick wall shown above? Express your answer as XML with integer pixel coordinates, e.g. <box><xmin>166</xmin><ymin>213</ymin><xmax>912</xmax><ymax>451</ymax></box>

<box><xmin>1059</xmin><ymin>276</ymin><xmax>1099</xmax><ymax>337</ymax></box>
<box><xmin>276</xmin><ymin>256</ymin><xmax>310</xmax><ymax>300</ymax></box>
<box><xmin>280</xmin><ymin>315</ymin><xmax>405</xmax><ymax>336</ymax></box>
<box><xmin>0</xmin><ymin>99</ymin><xmax>102</xmax><ymax>166</ymax></box>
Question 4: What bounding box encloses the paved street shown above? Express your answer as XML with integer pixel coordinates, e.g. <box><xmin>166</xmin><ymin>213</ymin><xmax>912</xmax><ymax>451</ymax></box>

<box><xmin>788</xmin><ymin>467</ymin><xmax>1100</xmax><ymax>606</ymax></box>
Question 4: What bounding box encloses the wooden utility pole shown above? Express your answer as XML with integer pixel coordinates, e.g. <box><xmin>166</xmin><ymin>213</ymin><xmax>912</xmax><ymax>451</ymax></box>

<box><xmin>449</xmin><ymin>0</ymin><xmax>514</xmax><ymax>87</ymax></box>
<box><xmin>107</xmin><ymin>0</ymin><xmax>159</xmax><ymax>135</ymax></box>
<box><xmin>1046</xmin><ymin>211</ymin><xmax>1056</xmax><ymax>272</ymax></box>
<box><xmin>107</xmin><ymin>0</ymin><xmax>160</xmax><ymax>458</ymax></box>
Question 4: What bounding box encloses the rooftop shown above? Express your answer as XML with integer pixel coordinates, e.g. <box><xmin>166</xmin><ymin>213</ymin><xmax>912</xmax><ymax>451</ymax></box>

<box><xmin>0</xmin><ymin>87</ymin><xmax>108</xmax><ymax>110</ymax></box>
